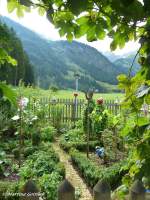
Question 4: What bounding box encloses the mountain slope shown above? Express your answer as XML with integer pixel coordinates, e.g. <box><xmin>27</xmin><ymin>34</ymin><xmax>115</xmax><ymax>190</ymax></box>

<box><xmin>114</xmin><ymin>54</ymin><xmax>140</xmax><ymax>75</ymax></box>
<box><xmin>2</xmin><ymin>17</ymin><xmax>124</xmax><ymax>92</ymax></box>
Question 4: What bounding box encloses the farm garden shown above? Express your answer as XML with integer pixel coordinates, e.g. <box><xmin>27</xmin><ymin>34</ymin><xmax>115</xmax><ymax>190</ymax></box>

<box><xmin>1</xmin><ymin>0</ymin><xmax>150</xmax><ymax>199</ymax></box>
<box><xmin>0</xmin><ymin>84</ymin><xmax>150</xmax><ymax>200</ymax></box>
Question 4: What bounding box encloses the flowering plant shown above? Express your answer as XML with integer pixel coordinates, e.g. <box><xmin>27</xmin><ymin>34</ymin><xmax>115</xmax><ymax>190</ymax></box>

<box><xmin>18</xmin><ymin>97</ymin><xmax>29</xmax><ymax>109</ymax></box>
<box><xmin>96</xmin><ymin>97</ymin><xmax>103</xmax><ymax>105</ymax></box>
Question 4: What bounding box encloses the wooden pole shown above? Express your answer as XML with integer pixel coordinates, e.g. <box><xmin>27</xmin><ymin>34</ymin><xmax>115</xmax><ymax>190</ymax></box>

<box><xmin>130</xmin><ymin>180</ymin><xmax>145</xmax><ymax>200</ymax></box>
<box><xmin>93</xmin><ymin>180</ymin><xmax>111</xmax><ymax>200</ymax></box>
<box><xmin>58</xmin><ymin>179</ymin><xmax>75</xmax><ymax>200</ymax></box>
<box><xmin>87</xmin><ymin>99</ymin><xmax>90</xmax><ymax>158</ymax></box>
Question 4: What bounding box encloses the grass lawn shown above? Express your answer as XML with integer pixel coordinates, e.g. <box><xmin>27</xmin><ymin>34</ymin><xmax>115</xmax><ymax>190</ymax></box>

<box><xmin>14</xmin><ymin>86</ymin><xmax>124</xmax><ymax>100</ymax></box>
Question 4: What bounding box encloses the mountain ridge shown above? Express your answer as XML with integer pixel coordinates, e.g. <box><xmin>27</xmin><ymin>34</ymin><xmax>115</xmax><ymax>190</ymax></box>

<box><xmin>1</xmin><ymin>16</ymin><xmax>133</xmax><ymax>92</ymax></box>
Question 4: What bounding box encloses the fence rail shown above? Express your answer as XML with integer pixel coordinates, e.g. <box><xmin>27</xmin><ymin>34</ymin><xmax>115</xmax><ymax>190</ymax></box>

<box><xmin>28</xmin><ymin>97</ymin><xmax>122</xmax><ymax>123</ymax></box>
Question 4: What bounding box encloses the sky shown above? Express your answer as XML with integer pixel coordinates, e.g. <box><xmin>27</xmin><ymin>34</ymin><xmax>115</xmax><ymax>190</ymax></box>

<box><xmin>0</xmin><ymin>0</ymin><xmax>140</xmax><ymax>55</ymax></box>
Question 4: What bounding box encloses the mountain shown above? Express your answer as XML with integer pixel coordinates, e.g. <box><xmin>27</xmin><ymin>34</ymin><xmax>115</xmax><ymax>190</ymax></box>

<box><xmin>102</xmin><ymin>52</ymin><xmax>121</xmax><ymax>62</ymax></box>
<box><xmin>113</xmin><ymin>54</ymin><xmax>140</xmax><ymax>74</ymax></box>
<box><xmin>1</xmin><ymin>17</ymin><xmax>127</xmax><ymax>92</ymax></box>
<box><xmin>103</xmin><ymin>51</ymin><xmax>140</xmax><ymax>74</ymax></box>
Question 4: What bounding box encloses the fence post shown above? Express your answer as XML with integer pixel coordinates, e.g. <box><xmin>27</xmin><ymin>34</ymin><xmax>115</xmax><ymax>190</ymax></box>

<box><xmin>129</xmin><ymin>180</ymin><xmax>145</xmax><ymax>200</ymax></box>
<box><xmin>93</xmin><ymin>180</ymin><xmax>111</xmax><ymax>200</ymax></box>
<box><xmin>58</xmin><ymin>179</ymin><xmax>75</xmax><ymax>200</ymax></box>
<box><xmin>21</xmin><ymin>180</ymin><xmax>40</xmax><ymax>200</ymax></box>
<box><xmin>71</xmin><ymin>101</ymin><xmax>76</xmax><ymax>124</ymax></box>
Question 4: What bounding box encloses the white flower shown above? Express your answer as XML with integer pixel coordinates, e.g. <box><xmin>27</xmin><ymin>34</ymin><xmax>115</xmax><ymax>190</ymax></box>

<box><xmin>12</xmin><ymin>115</ymin><xmax>20</xmax><ymax>121</ymax></box>
<box><xmin>18</xmin><ymin>97</ymin><xmax>29</xmax><ymax>109</ymax></box>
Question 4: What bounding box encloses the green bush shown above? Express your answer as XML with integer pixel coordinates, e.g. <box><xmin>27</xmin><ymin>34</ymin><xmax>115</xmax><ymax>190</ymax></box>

<box><xmin>60</xmin><ymin>139</ymin><xmax>101</xmax><ymax>152</ymax></box>
<box><xmin>39</xmin><ymin>172</ymin><xmax>63</xmax><ymax>200</ymax></box>
<box><xmin>41</xmin><ymin>126</ymin><xmax>56</xmax><ymax>142</ymax></box>
<box><xmin>64</xmin><ymin>128</ymin><xmax>85</xmax><ymax>142</ymax></box>
<box><xmin>0</xmin><ymin>140</ymin><xmax>18</xmax><ymax>153</ymax></box>
<box><xmin>70</xmin><ymin>149</ymin><xmax>126</xmax><ymax>189</ymax></box>
<box><xmin>31</xmin><ymin>131</ymin><xmax>41</xmax><ymax>146</ymax></box>
<box><xmin>0</xmin><ymin>181</ymin><xmax>19</xmax><ymax>200</ymax></box>
<box><xmin>23</xmin><ymin>146</ymin><xmax>38</xmax><ymax>158</ymax></box>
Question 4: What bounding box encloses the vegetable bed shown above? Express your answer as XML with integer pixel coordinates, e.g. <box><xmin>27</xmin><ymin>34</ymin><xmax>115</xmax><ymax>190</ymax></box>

<box><xmin>70</xmin><ymin>149</ymin><xmax>126</xmax><ymax>190</ymax></box>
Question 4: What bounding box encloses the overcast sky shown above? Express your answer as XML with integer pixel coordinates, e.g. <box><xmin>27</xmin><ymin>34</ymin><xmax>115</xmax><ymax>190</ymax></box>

<box><xmin>0</xmin><ymin>0</ymin><xmax>140</xmax><ymax>55</ymax></box>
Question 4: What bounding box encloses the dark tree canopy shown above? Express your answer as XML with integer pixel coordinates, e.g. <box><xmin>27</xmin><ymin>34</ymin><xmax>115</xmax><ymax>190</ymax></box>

<box><xmin>0</xmin><ymin>21</ymin><xmax>35</xmax><ymax>86</ymax></box>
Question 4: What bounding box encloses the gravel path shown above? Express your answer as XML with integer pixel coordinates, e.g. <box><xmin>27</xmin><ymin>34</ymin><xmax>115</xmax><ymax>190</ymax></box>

<box><xmin>52</xmin><ymin>141</ymin><xmax>93</xmax><ymax>200</ymax></box>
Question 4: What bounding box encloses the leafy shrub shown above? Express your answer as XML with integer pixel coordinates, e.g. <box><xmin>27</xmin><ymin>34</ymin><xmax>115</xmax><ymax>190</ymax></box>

<box><xmin>19</xmin><ymin>143</ymin><xmax>64</xmax><ymax>179</ymax></box>
<box><xmin>70</xmin><ymin>149</ymin><xmax>126</xmax><ymax>189</ymax></box>
<box><xmin>31</xmin><ymin>131</ymin><xmax>41</xmax><ymax>146</ymax></box>
<box><xmin>41</xmin><ymin>126</ymin><xmax>56</xmax><ymax>142</ymax></box>
<box><xmin>0</xmin><ymin>140</ymin><xmax>18</xmax><ymax>153</ymax></box>
<box><xmin>60</xmin><ymin>139</ymin><xmax>101</xmax><ymax>152</ymax></box>
<box><xmin>23</xmin><ymin>146</ymin><xmax>38</xmax><ymax>158</ymax></box>
<box><xmin>0</xmin><ymin>151</ymin><xmax>11</xmax><ymax>176</ymax></box>
<box><xmin>39</xmin><ymin>172</ymin><xmax>63</xmax><ymax>200</ymax></box>
<box><xmin>0</xmin><ymin>181</ymin><xmax>19</xmax><ymax>200</ymax></box>
<box><xmin>60</xmin><ymin>128</ymin><xmax>101</xmax><ymax>152</ymax></box>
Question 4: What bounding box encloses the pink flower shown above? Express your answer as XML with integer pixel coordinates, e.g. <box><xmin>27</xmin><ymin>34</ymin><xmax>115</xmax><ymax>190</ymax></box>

<box><xmin>18</xmin><ymin>97</ymin><xmax>29</xmax><ymax>109</ymax></box>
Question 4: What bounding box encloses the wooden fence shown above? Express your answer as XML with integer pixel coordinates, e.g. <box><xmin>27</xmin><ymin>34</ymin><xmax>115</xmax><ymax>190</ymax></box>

<box><xmin>20</xmin><ymin>179</ymin><xmax>150</xmax><ymax>200</ymax></box>
<box><xmin>28</xmin><ymin>97</ymin><xmax>122</xmax><ymax>123</ymax></box>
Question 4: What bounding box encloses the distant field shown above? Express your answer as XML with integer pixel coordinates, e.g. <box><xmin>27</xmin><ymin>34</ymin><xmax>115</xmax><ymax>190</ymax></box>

<box><xmin>14</xmin><ymin>87</ymin><xmax>124</xmax><ymax>100</ymax></box>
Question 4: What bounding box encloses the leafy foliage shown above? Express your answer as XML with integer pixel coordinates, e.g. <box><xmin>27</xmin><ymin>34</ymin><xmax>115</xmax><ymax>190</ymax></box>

<box><xmin>41</xmin><ymin>125</ymin><xmax>57</xmax><ymax>142</ymax></box>
<box><xmin>19</xmin><ymin>143</ymin><xmax>65</xmax><ymax>200</ymax></box>
<box><xmin>70</xmin><ymin>148</ymin><xmax>126</xmax><ymax>189</ymax></box>
<box><xmin>91</xmin><ymin>104</ymin><xmax>108</xmax><ymax>136</ymax></box>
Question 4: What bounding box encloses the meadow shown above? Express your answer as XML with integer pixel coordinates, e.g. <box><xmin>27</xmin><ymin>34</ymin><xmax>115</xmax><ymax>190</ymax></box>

<box><xmin>14</xmin><ymin>86</ymin><xmax>124</xmax><ymax>100</ymax></box>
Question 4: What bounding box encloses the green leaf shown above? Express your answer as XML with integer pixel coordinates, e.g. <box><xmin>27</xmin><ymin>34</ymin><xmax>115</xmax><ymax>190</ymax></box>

<box><xmin>7</xmin><ymin>1</ymin><xmax>18</xmax><ymax>13</ymax></box>
<box><xmin>86</xmin><ymin>25</ymin><xmax>96</xmax><ymax>42</ymax></box>
<box><xmin>0</xmin><ymin>83</ymin><xmax>16</xmax><ymax>106</ymax></box>
<box><xmin>110</xmin><ymin>40</ymin><xmax>117</xmax><ymax>51</ymax></box>
<box><xmin>96</xmin><ymin>24</ymin><xmax>106</xmax><ymax>40</ymax></box>
<box><xmin>16</xmin><ymin>5</ymin><xmax>24</xmax><ymax>17</ymax></box>
<box><xmin>59</xmin><ymin>28</ymin><xmax>65</xmax><ymax>37</ymax></box>
<box><xmin>38</xmin><ymin>7</ymin><xmax>46</xmax><ymax>16</ymax></box>
<box><xmin>0</xmin><ymin>48</ymin><xmax>17</xmax><ymax>66</ymax></box>
<box><xmin>76</xmin><ymin>16</ymin><xmax>89</xmax><ymax>25</ymax></box>
<box><xmin>66</xmin><ymin>33</ymin><xmax>73</xmax><ymax>42</ymax></box>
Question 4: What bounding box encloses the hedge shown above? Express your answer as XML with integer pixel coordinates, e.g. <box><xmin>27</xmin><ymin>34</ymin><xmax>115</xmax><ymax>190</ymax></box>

<box><xmin>70</xmin><ymin>149</ymin><xmax>126</xmax><ymax>190</ymax></box>
<box><xmin>60</xmin><ymin>139</ymin><xmax>101</xmax><ymax>152</ymax></box>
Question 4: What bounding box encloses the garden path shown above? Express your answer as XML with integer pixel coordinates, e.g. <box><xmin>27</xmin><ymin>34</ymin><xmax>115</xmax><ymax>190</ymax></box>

<box><xmin>52</xmin><ymin>140</ymin><xmax>93</xmax><ymax>200</ymax></box>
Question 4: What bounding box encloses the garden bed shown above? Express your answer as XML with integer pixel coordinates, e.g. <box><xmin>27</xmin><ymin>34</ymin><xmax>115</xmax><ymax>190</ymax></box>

<box><xmin>60</xmin><ymin>139</ymin><xmax>101</xmax><ymax>152</ymax></box>
<box><xmin>0</xmin><ymin>142</ymin><xmax>65</xmax><ymax>200</ymax></box>
<box><xmin>70</xmin><ymin>148</ymin><xmax>127</xmax><ymax>190</ymax></box>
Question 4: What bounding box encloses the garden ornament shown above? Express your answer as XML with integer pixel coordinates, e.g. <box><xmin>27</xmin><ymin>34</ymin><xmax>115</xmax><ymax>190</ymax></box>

<box><xmin>95</xmin><ymin>146</ymin><xmax>105</xmax><ymax>158</ymax></box>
